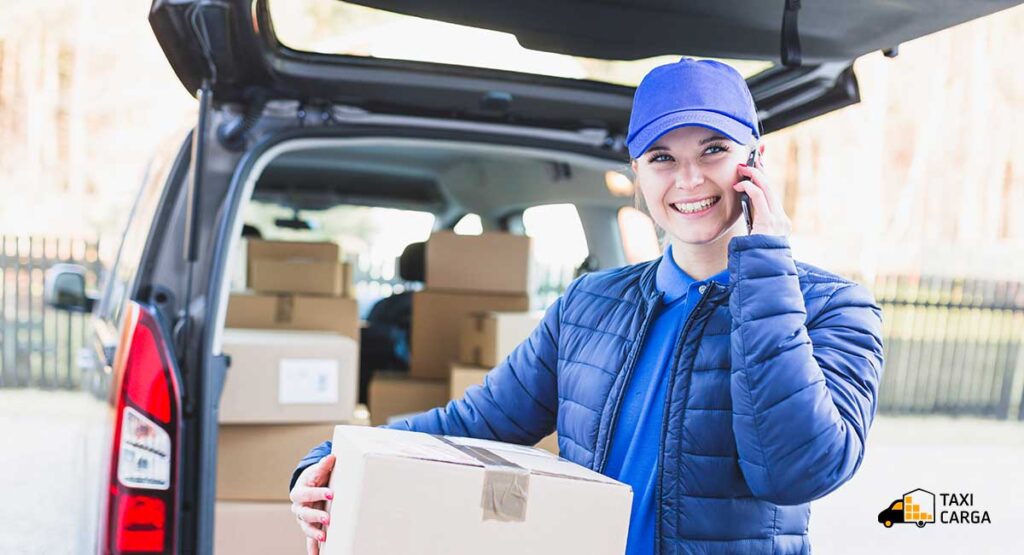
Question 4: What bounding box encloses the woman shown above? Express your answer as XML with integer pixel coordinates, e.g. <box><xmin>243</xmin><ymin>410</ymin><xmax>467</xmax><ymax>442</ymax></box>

<box><xmin>288</xmin><ymin>58</ymin><xmax>884</xmax><ymax>555</ymax></box>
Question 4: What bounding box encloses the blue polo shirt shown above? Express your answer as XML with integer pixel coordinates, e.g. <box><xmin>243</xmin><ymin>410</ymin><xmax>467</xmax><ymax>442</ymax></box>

<box><xmin>603</xmin><ymin>245</ymin><xmax>729</xmax><ymax>555</ymax></box>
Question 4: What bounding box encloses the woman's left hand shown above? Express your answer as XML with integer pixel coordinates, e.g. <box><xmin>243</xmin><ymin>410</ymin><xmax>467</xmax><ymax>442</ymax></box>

<box><xmin>734</xmin><ymin>154</ymin><xmax>792</xmax><ymax>238</ymax></box>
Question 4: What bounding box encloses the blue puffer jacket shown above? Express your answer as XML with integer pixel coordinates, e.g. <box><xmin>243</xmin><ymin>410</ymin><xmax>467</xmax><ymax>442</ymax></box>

<box><xmin>293</xmin><ymin>234</ymin><xmax>885</xmax><ymax>554</ymax></box>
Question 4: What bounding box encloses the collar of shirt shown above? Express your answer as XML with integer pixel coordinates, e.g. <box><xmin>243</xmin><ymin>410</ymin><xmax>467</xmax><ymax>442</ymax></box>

<box><xmin>655</xmin><ymin>244</ymin><xmax>730</xmax><ymax>304</ymax></box>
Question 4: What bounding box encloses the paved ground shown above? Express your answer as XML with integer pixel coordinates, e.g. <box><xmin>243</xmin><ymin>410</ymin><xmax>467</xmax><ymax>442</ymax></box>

<box><xmin>1</xmin><ymin>389</ymin><xmax>107</xmax><ymax>555</ymax></box>
<box><xmin>2</xmin><ymin>389</ymin><xmax>1022</xmax><ymax>554</ymax></box>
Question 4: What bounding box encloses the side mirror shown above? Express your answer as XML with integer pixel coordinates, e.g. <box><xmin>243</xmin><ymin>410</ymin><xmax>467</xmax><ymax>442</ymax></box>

<box><xmin>44</xmin><ymin>263</ymin><xmax>96</xmax><ymax>313</ymax></box>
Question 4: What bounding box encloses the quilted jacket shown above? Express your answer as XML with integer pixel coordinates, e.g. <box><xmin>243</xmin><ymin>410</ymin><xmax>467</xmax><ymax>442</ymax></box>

<box><xmin>292</xmin><ymin>234</ymin><xmax>885</xmax><ymax>554</ymax></box>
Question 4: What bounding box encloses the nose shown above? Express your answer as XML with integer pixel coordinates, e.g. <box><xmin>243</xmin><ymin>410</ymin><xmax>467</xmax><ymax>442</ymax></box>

<box><xmin>673</xmin><ymin>161</ymin><xmax>704</xmax><ymax>189</ymax></box>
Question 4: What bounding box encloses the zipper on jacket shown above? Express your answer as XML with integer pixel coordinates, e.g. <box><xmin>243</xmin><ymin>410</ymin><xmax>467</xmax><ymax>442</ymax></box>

<box><xmin>595</xmin><ymin>290</ymin><xmax>664</xmax><ymax>473</ymax></box>
<box><xmin>654</xmin><ymin>287</ymin><xmax>720</xmax><ymax>555</ymax></box>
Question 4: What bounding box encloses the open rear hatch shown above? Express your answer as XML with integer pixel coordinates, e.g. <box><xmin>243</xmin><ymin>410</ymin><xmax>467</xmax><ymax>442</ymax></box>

<box><xmin>149</xmin><ymin>0</ymin><xmax>1022</xmax><ymax>142</ymax></box>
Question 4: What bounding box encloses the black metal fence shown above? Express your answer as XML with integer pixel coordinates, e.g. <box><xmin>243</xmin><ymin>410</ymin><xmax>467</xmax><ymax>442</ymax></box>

<box><xmin>0</xmin><ymin>235</ymin><xmax>103</xmax><ymax>389</ymax></box>
<box><xmin>3</xmin><ymin>235</ymin><xmax>1024</xmax><ymax>421</ymax></box>
<box><xmin>869</xmin><ymin>274</ymin><xmax>1024</xmax><ymax>420</ymax></box>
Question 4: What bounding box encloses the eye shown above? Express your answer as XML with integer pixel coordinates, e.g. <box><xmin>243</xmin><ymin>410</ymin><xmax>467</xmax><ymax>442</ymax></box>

<box><xmin>647</xmin><ymin>152</ymin><xmax>674</xmax><ymax>163</ymax></box>
<box><xmin>703</xmin><ymin>143</ymin><xmax>730</xmax><ymax>156</ymax></box>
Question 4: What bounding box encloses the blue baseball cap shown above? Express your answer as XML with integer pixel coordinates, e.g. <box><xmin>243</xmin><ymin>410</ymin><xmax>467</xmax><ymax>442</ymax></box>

<box><xmin>626</xmin><ymin>58</ymin><xmax>759</xmax><ymax>159</ymax></box>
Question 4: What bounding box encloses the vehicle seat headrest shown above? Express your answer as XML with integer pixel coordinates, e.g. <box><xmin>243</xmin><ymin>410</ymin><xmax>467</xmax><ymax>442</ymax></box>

<box><xmin>398</xmin><ymin>241</ymin><xmax>426</xmax><ymax>282</ymax></box>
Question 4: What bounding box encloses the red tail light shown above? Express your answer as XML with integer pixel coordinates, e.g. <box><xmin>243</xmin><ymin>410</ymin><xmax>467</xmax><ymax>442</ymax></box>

<box><xmin>103</xmin><ymin>302</ymin><xmax>181</xmax><ymax>554</ymax></box>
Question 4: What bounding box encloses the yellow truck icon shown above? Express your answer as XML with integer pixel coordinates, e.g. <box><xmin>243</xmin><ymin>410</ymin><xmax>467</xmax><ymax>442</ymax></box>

<box><xmin>878</xmin><ymin>489</ymin><xmax>936</xmax><ymax>528</ymax></box>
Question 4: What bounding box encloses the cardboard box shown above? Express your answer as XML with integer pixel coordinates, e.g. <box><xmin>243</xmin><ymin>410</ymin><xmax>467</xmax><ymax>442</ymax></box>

<box><xmin>249</xmin><ymin>259</ymin><xmax>343</xmax><ymax>296</ymax></box>
<box><xmin>410</xmin><ymin>290</ymin><xmax>529</xmax><ymax>379</ymax></box>
<box><xmin>214</xmin><ymin>502</ymin><xmax>306</xmax><ymax>555</ymax></box>
<box><xmin>340</xmin><ymin>260</ymin><xmax>355</xmax><ymax>299</ymax></box>
<box><xmin>426</xmin><ymin>231</ymin><xmax>531</xmax><ymax>294</ymax></box>
<box><xmin>220</xmin><ymin>329</ymin><xmax>358</xmax><ymax>424</ymax></box>
<box><xmin>535</xmin><ymin>432</ymin><xmax>559</xmax><ymax>455</ymax></box>
<box><xmin>247</xmin><ymin>239</ymin><xmax>339</xmax><ymax>266</ymax></box>
<box><xmin>449</xmin><ymin>363</ymin><xmax>490</xmax><ymax>401</ymax></box>
<box><xmin>368</xmin><ymin>373</ymin><xmax>448</xmax><ymax>427</ymax></box>
<box><xmin>459</xmin><ymin>311</ymin><xmax>542</xmax><ymax>367</ymax></box>
<box><xmin>226</xmin><ymin>293</ymin><xmax>359</xmax><ymax>340</ymax></box>
<box><xmin>322</xmin><ymin>426</ymin><xmax>631</xmax><ymax>555</ymax></box>
<box><xmin>217</xmin><ymin>424</ymin><xmax>335</xmax><ymax>501</ymax></box>
<box><xmin>246</xmin><ymin>239</ymin><xmax>346</xmax><ymax>296</ymax></box>
<box><xmin>449</xmin><ymin>363</ymin><xmax>559</xmax><ymax>456</ymax></box>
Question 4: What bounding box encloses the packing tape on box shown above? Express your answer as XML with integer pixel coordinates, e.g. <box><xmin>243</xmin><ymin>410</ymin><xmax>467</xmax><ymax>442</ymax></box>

<box><xmin>434</xmin><ymin>436</ymin><xmax>530</xmax><ymax>522</ymax></box>
<box><xmin>273</xmin><ymin>295</ymin><xmax>294</xmax><ymax>324</ymax></box>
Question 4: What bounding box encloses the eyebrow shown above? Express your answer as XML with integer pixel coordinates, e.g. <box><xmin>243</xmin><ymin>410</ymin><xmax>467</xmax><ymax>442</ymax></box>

<box><xmin>699</xmin><ymin>135</ymin><xmax>730</xmax><ymax>145</ymax></box>
<box><xmin>646</xmin><ymin>134</ymin><xmax>731</xmax><ymax>153</ymax></box>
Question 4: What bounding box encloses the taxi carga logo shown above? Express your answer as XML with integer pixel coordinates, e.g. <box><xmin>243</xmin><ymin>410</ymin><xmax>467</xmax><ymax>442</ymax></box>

<box><xmin>878</xmin><ymin>488</ymin><xmax>992</xmax><ymax>528</ymax></box>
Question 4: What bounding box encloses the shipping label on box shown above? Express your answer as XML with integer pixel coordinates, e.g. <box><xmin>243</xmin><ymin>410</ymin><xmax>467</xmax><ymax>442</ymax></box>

<box><xmin>322</xmin><ymin>426</ymin><xmax>631</xmax><ymax>555</ymax></box>
<box><xmin>220</xmin><ymin>329</ymin><xmax>358</xmax><ymax>424</ymax></box>
<box><xmin>278</xmin><ymin>358</ymin><xmax>339</xmax><ymax>404</ymax></box>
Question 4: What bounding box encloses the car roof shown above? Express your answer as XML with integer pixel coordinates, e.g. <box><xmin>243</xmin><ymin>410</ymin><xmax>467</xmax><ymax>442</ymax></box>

<box><xmin>354</xmin><ymin>0</ymin><xmax>1021</xmax><ymax>64</ymax></box>
<box><xmin>150</xmin><ymin>0</ymin><xmax>1022</xmax><ymax>149</ymax></box>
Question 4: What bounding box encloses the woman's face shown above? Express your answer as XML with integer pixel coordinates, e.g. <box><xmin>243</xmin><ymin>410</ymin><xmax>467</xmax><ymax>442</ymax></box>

<box><xmin>632</xmin><ymin>126</ymin><xmax>749</xmax><ymax>246</ymax></box>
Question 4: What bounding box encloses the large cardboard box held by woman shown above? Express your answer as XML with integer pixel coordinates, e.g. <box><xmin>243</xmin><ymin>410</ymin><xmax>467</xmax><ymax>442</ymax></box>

<box><xmin>321</xmin><ymin>426</ymin><xmax>631</xmax><ymax>555</ymax></box>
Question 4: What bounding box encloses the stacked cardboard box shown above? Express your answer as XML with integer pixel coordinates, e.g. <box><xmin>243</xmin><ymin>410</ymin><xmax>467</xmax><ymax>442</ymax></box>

<box><xmin>215</xmin><ymin>502</ymin><xmax>307</xmax><ymax>554</ymax></box>
<box><xmin>450</xmin><ymin>363</ymin><xmax>559</xmax><ymax>455</ymax></box>
<box><xmin>367</xmin><ymin>232</ymin><xmax>532</xmax><ymax>425</ymax></box>
<box><xmin>217</xmin><ymin>239</ymin><xmax>360</xmax><ymax>554</ymax></box>
<box><xmin>367</xmin><ymin>372</ymin><xmax>449</xmax><ymax>427</ymax></box>
<box><xmin>409</xmin><ymin>231</ymin><xmax>532</xmax><ymax>378</ymax></box>
<box><xmin>450</xmin><ymin>305</ymin><xmax>558</xmax><ymax>454</ymax></box>
<box><xmin>215</xmin><ymin>330</ymin><xmax>357</xmax><ymax>554</ymax></box>
<box><xmin>245</xmin><ymin>239</ymin><xmax>354</xmax><ymax>298</ymax></box>
<box><xmin>227</xmin><ymin>239</ymin><xmax>358</xmax><ymax>340</ymax></box>
<box><xmin>459</xmin><ymin>311</ymin><xmax>543</xmax><ymax>367</ymax></box>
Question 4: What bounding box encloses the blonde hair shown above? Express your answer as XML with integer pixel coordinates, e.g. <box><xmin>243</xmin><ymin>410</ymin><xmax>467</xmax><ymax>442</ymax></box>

<box><xmin>629</xmin><ymin>162</ymin><xmax>669</xmax><ymax>249</ymax></box>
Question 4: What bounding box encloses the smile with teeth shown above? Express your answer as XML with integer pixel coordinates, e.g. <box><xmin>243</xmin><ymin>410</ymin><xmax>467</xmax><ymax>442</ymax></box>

<box><xmin>670</xmin><ymin>196</ymin><xmax>720</xmax><ymax>214</ymax></box>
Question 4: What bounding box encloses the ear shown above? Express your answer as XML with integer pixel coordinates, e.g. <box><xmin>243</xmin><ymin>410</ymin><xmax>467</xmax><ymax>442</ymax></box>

<box><xmin>630</xmin><ymin>159</ymin><xmax>639</xmax><ymax>173</ymax></box>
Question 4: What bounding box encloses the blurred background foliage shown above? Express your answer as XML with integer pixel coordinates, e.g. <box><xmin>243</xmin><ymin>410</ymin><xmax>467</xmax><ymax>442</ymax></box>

<box><xmin>0</xmin><ymin>1</ymin><xmax>1021</xmax><ymax>279</ymax></box>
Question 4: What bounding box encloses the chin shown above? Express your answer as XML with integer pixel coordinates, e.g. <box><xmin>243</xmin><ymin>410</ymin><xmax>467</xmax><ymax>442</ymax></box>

<box><xmin>666</xmin><ymin>224</ymin><xmax>725</xmax><ymax>245</ymax></box>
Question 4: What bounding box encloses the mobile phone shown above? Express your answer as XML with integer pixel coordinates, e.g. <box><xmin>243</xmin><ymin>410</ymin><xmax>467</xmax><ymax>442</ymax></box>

<box><xmin>740</xmin><ymin>149</ymin><xmax>758</xmax><ymax>234</ymax></box>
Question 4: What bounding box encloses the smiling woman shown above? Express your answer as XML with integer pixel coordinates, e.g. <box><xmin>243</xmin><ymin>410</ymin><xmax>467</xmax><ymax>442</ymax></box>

<box><xmin>289</xmin><ymin>57</ymin><xmax>885</xmax><ymax>555</ymax></box>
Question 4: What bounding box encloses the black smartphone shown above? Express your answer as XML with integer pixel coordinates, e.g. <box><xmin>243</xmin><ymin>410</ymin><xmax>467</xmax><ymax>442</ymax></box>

<box><xmin>740</xmin><ymin>148</ymin><xmax>758</xmax><ymax>234</ymax></box>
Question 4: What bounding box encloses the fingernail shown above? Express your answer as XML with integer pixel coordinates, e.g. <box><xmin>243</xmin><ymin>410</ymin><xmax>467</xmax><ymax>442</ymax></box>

<box><xmin>321</xmin><ymin>517</ymin><xmax>329</xmax><ymax>525</ymax></box>
<box><xmin>325</xmin><ymin>491</ymin><xmax>334</xmax><ymax>500</ymax></box>
<box><xmin>320</xmin><ymin>533</ymin><xmax>326</xmax><ymax>541</ymax></box>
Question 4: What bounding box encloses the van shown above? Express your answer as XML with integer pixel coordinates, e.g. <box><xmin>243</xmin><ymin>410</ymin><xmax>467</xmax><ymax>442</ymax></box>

<box><xmin>44</xmin><ymin>1</ymin><xmax>1019</xmax><ymax>552</ymax></box>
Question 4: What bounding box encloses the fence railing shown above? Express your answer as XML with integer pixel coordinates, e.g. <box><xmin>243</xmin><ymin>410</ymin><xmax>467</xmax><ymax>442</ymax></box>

<box><xmin>0</xmin><ymin>235</ymin><xmax>103</xmax><ymax>389</ymax></box>
<box><xmin>869</xmin><ymin>274</ymin><xmax>1024</xmax><ymax>420</ymax></box>
<box><xmin>4</xmin><ymin>236</ymin><xmax>1024</xmax><ymax>420</ymax></box>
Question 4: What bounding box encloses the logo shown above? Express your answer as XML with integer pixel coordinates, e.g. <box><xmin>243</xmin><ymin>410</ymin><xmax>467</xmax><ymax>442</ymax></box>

<box><xmin>878</xmin><ymin>488</ymin><xmax>935</xmax><ymax>528</ymax></box>
<box><xmin>878</xmin><ymin>488</ymin><xmax>992</xmax><ymax>527</ymax></box>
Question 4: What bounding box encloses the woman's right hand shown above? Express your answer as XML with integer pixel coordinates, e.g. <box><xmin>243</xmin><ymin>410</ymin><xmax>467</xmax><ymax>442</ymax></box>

<box><xmin>289</xmin><ymin>454</ymin><xmax>336</xmax><ymax>555</ymax></box>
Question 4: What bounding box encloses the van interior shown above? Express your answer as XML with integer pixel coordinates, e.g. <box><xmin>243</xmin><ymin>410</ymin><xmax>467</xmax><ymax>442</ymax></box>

<box><xmin>234</xmin><ymin>138</ymin><xmax>659</xmax><ymax>315</ymax></box>
<box><xmin>212</xmin><ymin>138</ymin><xmax>661</xmax><ymax>546</ymax></box>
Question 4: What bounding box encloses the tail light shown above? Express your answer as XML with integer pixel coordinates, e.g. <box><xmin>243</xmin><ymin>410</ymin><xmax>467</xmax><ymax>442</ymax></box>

<box><xmin>103</xmin><ymin>301</ymin><xmax>181</xmax><ymax>554</ymax></box>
